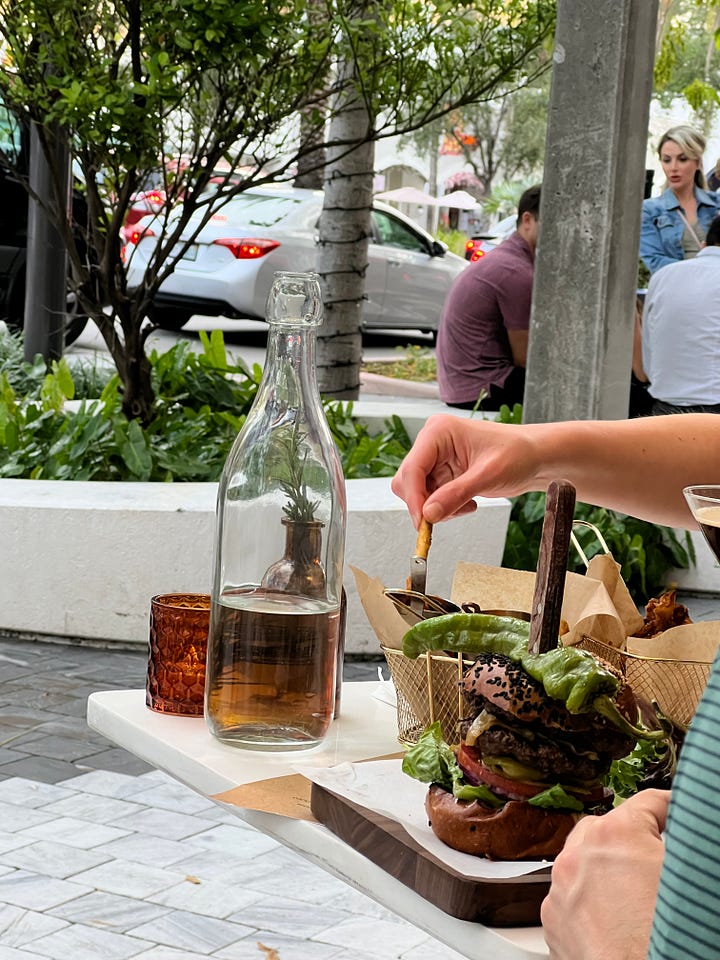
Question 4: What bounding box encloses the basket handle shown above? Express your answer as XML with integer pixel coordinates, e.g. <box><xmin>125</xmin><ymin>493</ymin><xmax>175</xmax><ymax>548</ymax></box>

<box><xmin>570</xmin><ymin>520</ymin><xmax>611</xmax><ymax>569</ymax></box>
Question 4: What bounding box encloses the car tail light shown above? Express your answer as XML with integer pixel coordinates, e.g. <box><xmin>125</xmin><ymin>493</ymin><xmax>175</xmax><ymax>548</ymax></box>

<box><xmin>470</xmin><ymin>249</ymin><xmax>486</xmax><ymax>262</ymax></box>
<box><xmin>213</xmin><ymin>238</ymin><xmax>281</xmax><ymax>259</ymax></box>
<box><xmin>127</xmin><ymin>227</ymin><xmax>156</xmax><ymax>245</ymax></box>
<box><xmin>465</xmin><ymin>240</ymin><xmax>476</xmax><ymax>253</ymax></box>
<box><xmin>145</xmin><ymin>191</ymin><xmax>164</xmax><ymax>205</ymax></box>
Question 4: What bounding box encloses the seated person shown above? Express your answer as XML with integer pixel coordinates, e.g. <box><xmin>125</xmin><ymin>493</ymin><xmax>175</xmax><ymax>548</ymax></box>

<box><xmin>642</xmin><ymin>213</ymin><xmax>720</xmax><ymax>415</ymax></box>
<box><xmin>435</xmin><ymin>185</ymin><xmax>540</xmax><ymax>410</ymax></box>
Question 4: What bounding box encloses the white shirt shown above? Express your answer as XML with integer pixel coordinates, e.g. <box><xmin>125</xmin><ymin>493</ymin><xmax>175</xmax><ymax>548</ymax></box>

<box><xmin>642</xmin><ymin>246</ymin><xmax>720</xmax><ymax>406</ymax></box>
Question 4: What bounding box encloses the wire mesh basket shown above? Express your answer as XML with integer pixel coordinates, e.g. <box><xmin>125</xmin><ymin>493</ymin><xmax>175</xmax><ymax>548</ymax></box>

<box><xmin>381</xmin><ymin>519</ymin><xmax>712</xmax><ymax>741</ymax></box>
<box><xmin>382</xmin><ymin>646</ymin><xmax>473</xmax><ymax>745</ymax></box>
<box><xmin>571</xmin><ymin>520</ymin><xmax>712</xmax><ymax>728</ymax></box>
<box><xmin>576</xmin><ymin>634</ymin><xmax>711</xmax><ymax>728</ymax></box>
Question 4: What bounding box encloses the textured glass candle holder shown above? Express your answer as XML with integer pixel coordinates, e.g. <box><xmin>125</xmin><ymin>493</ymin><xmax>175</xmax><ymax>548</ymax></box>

<box><xmin>146</xmin><ymin>593</ymin><xmax>210</xmax><ymax>716</ymax></box>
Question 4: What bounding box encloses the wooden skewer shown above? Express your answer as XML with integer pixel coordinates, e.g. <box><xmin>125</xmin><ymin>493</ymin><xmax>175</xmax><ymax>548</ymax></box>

<box><xmin>528</xmin><ymin>480</ymin><xmax>576</xmax><ymax>655</ymax></box>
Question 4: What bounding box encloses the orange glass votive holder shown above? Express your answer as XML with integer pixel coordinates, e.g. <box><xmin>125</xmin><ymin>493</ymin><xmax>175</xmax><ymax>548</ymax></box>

<box><xmin>146</xmin><ymin>593</ymin><xmax>210</xmax><ymax>716</ymax></box>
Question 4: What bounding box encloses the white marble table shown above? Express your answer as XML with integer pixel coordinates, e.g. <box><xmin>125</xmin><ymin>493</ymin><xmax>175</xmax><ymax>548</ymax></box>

<box><xmin>87</xmin><ymin>682</ymin><xmax>548</xmax><ymax>960</ymax></box>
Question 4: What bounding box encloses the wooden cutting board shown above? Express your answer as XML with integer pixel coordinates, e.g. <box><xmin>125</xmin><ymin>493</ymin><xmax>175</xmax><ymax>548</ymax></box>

<box><xmin>310</xmin><ymin>782</ymin><xmax>550</xmax><ymax>926</ymax></box>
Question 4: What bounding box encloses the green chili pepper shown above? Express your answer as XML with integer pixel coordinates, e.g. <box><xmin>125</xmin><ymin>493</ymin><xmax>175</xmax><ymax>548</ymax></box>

<box><xmin>593</xmin><ymin>695</ymin><xmax>666</xmax><ymax>741</ymax></box>
<box><xmin>515</xmin><ymin>647</ymin><xmax>664</xmax><ymax>739</ymax></box>
<box><xmin>401</xmin><ymin>612</ymin><xmax>531</xmax><ymax>660</ymax></box>
<box><xmin>516</xmin><ymin>646</ymin><xmax>618</xmax><ymax>713</ymax></box>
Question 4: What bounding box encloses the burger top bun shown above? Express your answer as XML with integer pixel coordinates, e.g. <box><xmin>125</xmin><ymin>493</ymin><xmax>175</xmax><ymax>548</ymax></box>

<box><xmin>425</xmin><ymin>784</ymin><xmax>582</xmax><ymax>861</ymax></box>
<box><xmin>460</xmin><ymin>652</ymin><xmax>639</xmax><ymax>740</ymax></box>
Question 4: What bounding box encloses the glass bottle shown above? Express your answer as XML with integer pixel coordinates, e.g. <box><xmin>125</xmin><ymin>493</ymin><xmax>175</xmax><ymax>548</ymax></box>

<box><xmin>205</xmin><ymin>271</ymin><xmax>347</xmax><ymax>750</ymax></box>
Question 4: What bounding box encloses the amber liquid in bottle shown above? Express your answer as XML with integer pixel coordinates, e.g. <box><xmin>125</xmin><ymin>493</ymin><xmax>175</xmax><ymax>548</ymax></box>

<box><xmin>206</xmin><ymin>588</ymin><xmax>339</xmax><ymax>749</ymax></box>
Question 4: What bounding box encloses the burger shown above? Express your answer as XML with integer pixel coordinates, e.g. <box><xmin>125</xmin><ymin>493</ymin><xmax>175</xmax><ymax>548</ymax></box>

<box><xmin>402</xmin><ymin>627</ymin><xmax>666</xmax><ymax>861</ymax></box>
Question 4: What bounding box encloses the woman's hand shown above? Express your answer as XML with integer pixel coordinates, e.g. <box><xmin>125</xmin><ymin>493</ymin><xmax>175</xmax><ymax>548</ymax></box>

<box><xmin>390</xmin><ymin>416</ymin><xmax>542</xmax><ymax>528</ymax></box>
<box><xmin>541</xmin><ymin>789</ymin><xmax>670</xmax><ymax>960</ymax></box>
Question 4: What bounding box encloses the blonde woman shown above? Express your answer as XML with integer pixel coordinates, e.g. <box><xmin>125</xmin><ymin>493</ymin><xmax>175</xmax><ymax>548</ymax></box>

<box><xmin>640</xmin><ymin>125</ymin><xmax>720</xmax><ymax>275</ymax></box>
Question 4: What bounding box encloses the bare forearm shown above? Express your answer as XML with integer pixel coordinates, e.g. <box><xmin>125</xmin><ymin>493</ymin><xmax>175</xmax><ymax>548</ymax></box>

<box><xmin>524</xmin><ymin>416</ymin><xmax>716</xmax><ymax>527</ymax></box>
<box><xmin>391</xmin><ymin>414</ymin><xmax>719</xmax><ymax>530</ymax></box>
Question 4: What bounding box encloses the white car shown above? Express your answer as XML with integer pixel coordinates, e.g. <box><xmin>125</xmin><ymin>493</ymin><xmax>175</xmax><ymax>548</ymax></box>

<box><xmin>125</xmin><ymin>185</ymin><xmax>467</xmax><ymax>334</ymax></box>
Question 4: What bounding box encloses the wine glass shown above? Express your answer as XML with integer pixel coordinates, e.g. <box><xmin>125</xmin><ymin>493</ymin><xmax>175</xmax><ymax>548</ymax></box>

<box><xmin>683</xmin><ymin>485</ymin><xmax>720</xmax><ymax>563</ymax></box>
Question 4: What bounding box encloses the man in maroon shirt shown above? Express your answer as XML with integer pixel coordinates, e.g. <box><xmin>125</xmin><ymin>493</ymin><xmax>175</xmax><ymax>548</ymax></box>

<box><xmin>436</xmin><ymin>184</ymin><xmax>540</xmax><ymax>409</ymax></box>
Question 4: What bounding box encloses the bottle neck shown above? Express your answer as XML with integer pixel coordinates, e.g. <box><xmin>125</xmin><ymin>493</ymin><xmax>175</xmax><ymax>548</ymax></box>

<box><xmin>259</xmin><ymin>321</ymin><xmax>320</xmax><ymax>413</ymax></box>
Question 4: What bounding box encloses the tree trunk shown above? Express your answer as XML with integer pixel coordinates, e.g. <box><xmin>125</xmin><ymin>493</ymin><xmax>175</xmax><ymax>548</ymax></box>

<box><xmin>316</xmin><ymin>24</ymin><xmax>375</xmax><ymax>398</ymax></box>
<box><xmin>94</xmin><ymin>302</ymin><xmax>156</xmax><ymax>425</ymax></box>
<box><xmin>293</xmin><ymin>0</ymin><xmax>328</xmax><ymax>190</ymax></box>
<box><xmin>294</xmin><ymin>114</ymin><xmax>327</xmax><ymax>190</ymax></box>
<box><xmin>117</xmin><ymin>326</ymin><xmax>155</xmax><ymax>423</ymax></box>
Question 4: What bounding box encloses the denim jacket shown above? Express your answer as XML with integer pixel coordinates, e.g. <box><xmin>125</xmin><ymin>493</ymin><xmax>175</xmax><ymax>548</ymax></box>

<box><xmin>640</xmin><ymin>186</ymin><xmax>720</xmax><ymax>275</ymax></box>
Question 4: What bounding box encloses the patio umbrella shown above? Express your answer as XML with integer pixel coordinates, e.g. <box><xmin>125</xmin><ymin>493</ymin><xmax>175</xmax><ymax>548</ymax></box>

<box><xmin>437</xmin><ymin>190</ymin><xmax>482</xmax><ymax>210</ymax></box>
<box><xmin>374</xmin><ymin>186</ymin><xmax>438</xmax><ymax>205</ymax></box>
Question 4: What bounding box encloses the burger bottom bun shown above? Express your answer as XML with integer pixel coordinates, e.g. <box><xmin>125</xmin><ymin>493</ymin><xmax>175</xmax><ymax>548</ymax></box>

<box><xmin>425</xmin><ymin>784</ymin><xmax>583</xmax><ymax>861</ymax></box>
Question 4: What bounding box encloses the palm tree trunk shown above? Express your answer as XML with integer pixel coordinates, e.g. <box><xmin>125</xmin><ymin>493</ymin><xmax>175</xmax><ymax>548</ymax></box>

<box><xmin>315</xmin><ymin>29</ymin><xmax>375</xmax><ymax>398</ymax></box>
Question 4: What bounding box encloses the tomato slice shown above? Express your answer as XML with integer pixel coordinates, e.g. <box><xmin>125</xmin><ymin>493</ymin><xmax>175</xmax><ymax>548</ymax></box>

<box><xmin>457</xmin><ymin>744</ymin><xmax>545</xmax><ymax>800</ymax></box>
<box><xmin>456</xmin><ymin>743</ymin><xmax>609</xmax><ymax>804</ymax></box>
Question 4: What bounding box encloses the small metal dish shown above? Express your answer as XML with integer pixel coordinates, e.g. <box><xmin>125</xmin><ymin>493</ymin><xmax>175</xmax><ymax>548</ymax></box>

<box><xmin>384</xmin><ymin>589</ymin><xmax>532</xmax><ymax>625</ymax></box>
<box><xmin>384</xmin><ymin>589</ymin><xmax>460</xmax><ymax>623</ymax></box>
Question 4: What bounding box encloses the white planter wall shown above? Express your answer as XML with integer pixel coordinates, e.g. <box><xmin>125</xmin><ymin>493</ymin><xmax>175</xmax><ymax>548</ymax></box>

<box><xmin>0</xmin><ymin>478</ymin><xmax>511</xmax><ymax>654</ymax></box>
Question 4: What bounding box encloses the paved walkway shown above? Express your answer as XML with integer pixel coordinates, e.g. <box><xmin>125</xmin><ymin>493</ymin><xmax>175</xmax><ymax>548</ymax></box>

<box><xmin>0</xmin><ymin>637</ymin><xmax>464</xmax><ymax>960</ymax></box>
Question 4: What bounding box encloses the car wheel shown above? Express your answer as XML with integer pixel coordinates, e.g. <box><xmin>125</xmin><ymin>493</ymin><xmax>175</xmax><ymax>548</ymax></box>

<box><xmin>148</xmin><ymin>305</ymin><xmax>194</xmax><ymax>331</ymax></box>
<box><xmin>62</xmin><ymin>290</ymin><xmax>88</xmax><ymax>346</ymax></box>
<box><xmin>63</xmin><ymin>314</ymin><xmax>88</xmax><ymax>346</ymax></box>
<box><xmin>5</xmin><ymin>275</ymin><xmax>88</xmax><ymax>348</ymax></box>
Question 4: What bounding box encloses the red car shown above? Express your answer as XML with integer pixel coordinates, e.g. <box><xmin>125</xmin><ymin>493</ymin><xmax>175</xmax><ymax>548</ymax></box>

<box><xmin>120</xmin><ymin>189</ymin><xmax>167</xmax><ymax>244</ymax></box>
<box><xmin>463</xmin><ymin>213</ymin><xmax>517</xmax><ymax>261</ymax></box>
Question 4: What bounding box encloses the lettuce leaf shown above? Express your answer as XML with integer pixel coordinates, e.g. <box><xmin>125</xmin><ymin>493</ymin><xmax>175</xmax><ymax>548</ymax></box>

<box><xmin>402</xmin><ymin>724</ymin><xmax>505</xmax><ymax>806</ymax></box>
<box><xmin>603</xmin><ymin>737</ymin><xmax>672</xmax><ymax>802</ymax></box>
<box><xmin>403</xmin><ymin>724</ymin><xmax>592</xmax><ymax>812</ymax></box>
<box><xmin>401</xmin><ymin>722</ymin><xmax>462</xmax><ymax>792</ymax></box>
<box><xmin>528</xmin><ymin>783</ymin><xmax>584</xmax><ymax>812</ymax></box>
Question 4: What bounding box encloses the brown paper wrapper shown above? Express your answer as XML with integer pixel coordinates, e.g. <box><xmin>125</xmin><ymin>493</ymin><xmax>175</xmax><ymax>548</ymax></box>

<box><xmin>450</xmin><ymin>562</ymin><xmax>628</xmax><ymax>650</ymax></box>
<box><xmin>585</xmin><ymin>554</ymin><xmax>645</xmax><ymax>640</ymax></box>
<box><xmin>211</xmin><ymin>753</ymin><xmax>404</xmax><ymax>820</ymax></box>
<box><xmin>212</xmin><ymin>774</ymin><xmax>317</xmax><ymax>821</ymax></box>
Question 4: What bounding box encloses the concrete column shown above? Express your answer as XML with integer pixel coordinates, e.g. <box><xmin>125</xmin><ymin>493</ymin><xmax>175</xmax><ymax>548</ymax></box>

<box><xmin>523</xmin><ymin>0</ymin><xmax>658</xmax><ymax>423</ymax></box>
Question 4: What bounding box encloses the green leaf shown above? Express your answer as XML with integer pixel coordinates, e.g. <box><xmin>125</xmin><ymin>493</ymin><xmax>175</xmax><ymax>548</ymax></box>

<box><xmin>120</xmin><ymin>420</ymin><xmax>153</xmax><ymax>479</ymax></box>
<box><xmin>603</xmin><ymin>737</ymin><xmax>671</xmax><ymax>802</ymax></box>
<box><xmin>401</xmin><ymin>722</ymin><xmax>463</xmax><ymax>792</ymax></box>
<box><xmin>53</xmin><ymin>357</ymin><xmax>75</xmax><ymax>400</ymax></box>
<box><xmin>528</xmin><ymin>783</ymin><xmax>584</xmax><ymax>812</ymax></box>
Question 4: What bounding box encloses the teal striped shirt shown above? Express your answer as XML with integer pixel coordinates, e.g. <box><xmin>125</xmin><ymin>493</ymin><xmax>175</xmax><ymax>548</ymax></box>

<box><xmin>648</xmin><ymin>649</ymin><xmax>720</xmax><ymax>958</ymax></box>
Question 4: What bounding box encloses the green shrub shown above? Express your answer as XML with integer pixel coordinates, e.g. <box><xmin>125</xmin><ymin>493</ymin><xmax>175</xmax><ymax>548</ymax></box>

<box><xmin>362</xmin><ymin>344</ymin><xmax>437</xmax><ymax>383</ymax></box>
<box><xmin>435</xmin><ymin>226</ymin><xmax>469</xmax><ymax>257</ymax></box>
<box><xmin>502</xmin><ymin>489</ymin><xmax>695</xmax><ymax>601</ymax></box>
<box><xmin>0</xmin><ymin>328</ymin><xmax>413</xmax><ymax>483</ymax></box>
